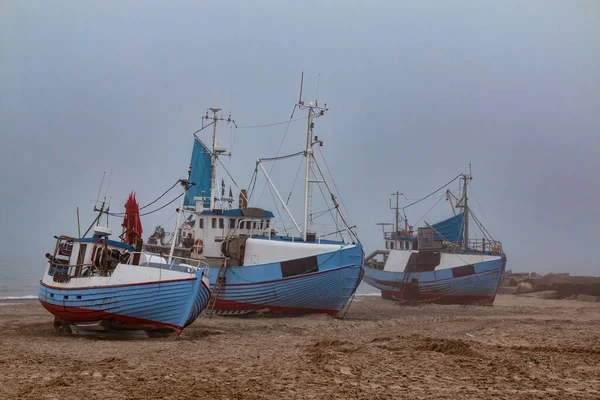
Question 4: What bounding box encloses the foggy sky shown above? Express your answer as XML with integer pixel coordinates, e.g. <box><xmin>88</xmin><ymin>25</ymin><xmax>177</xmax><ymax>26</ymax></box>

<box><xmin>1</xmin><ymin>0</ymin><xmax>599</xmax><ymax>287</ymax></box>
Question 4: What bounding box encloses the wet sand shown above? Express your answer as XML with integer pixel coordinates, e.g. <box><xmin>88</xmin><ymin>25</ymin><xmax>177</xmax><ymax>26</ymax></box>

<box><xmin>1</xmin><ymin>295</ymin><xmax>599</xmax><ymax>399</ymax></box>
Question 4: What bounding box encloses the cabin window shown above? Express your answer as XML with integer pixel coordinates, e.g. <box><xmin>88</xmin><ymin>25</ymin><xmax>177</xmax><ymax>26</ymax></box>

<box><xmin>219</xmin><ymin>218</ymin><xmax>224</xmax><ymax>229</ymax></box>
<box><xmin>199</xmin><ymin>218</ymin><xmax>204</xmax><ymax>229</ymax></box>
<box><xmin>253</xmin><ymin>221</ymin><xmax>257</xmax><ymax>229</ymax></box>
<box><xmin>212</xmin><ymin>218</ymin><xmax>216</xmax><ymax>229</ymax></box>
<box><xmin>240</xmin><ymin>221</ymin><xmax>245</xmax><ymax>229</ymax></box>
<box><xmin>229</xmin><ymin>219</ymin><xmax>235</xmax><ymax>229</ymax></box>
<box><xmin>259</xmin><ymin>220</ymin><xmax>264</xmax><ymax>229</ymax></box>
<box><xmin>266</xmin><ymin>220</ymin><xmax>270</xmax><ymax>228</ymax></box>
<box><xmin>385</xmin><ymin>242</ymin><xmax>389</xmax><ymax>249</ymax></box>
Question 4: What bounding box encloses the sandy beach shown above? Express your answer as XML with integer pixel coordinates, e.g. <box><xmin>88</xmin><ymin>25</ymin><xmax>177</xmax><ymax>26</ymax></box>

<box><xmin>1</xmin><ymin>295</ymin><xmax>599</xmax><ymax>399</ymax></box>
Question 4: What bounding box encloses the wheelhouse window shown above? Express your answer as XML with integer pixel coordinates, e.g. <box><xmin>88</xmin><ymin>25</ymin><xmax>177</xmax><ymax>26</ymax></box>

<box><xmin>212</xmin><ymin>218</ymin><xmax>216</xmax><ymax>229</ymax></box>
<box><xmin>199</xmin><ymin>218</ymin><xmax>204</xmax><ymax>229</ymax></box>
<box><xmin>240</xmin><ymin>221</ymin><xmax>245</xmax><ymax>229</ymax></box>
<box><xmin>266</xmin><ymin>220</ymin><xmax>270</xmax><ymax>228</ymax></box>
<box><xmin>229</xmin><ymin>219</ymin><xmax>236</xmax><ymax>229</ymax></box>
<box><xmin>253</xmin><ymin>221</ymin><xmax>257</xmax><ymax>229</ymax></box>
<box><xmin>219</xmin><ymin>218</ymin><xmax>224</xmax><ymax>229</ymax></box>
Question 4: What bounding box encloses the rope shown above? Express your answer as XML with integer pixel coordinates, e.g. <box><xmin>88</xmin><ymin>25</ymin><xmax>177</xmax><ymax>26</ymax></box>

<box><xmin>412</xmin><ymin>194</ymin><xmax>446</xmax><ymax>227</ymax></box>
<box><xmin>468</xmin><ymin>183</ymin><xmax>497</xmax><ymax>239</ymax></box>
<box><xmin>315</xmin><ymin>147</ymin><xmax>353</xmax><ymax>228</ymax></box>
<box><xmin>108</xmin><ymin>193</ymin><xmax>183</xmax><ymax>218</ymax></box>
<box><xmin>256</xmin><ymin>109</ymin><xmax>299</xmax><ymax>204</ymax></box>
<box><xmin>236</xmin><ymin>116</ymin><xmax>307</xmax><ymax>129</ymax></box>
<box><xmin>285</xmin><ymin>157</ymin><xmax>305</xmax><ymax>205</ymax></box>
<box><xmin>401</xmin><ymin>174</ymin><xmax>463</xmax><ymax>210</ymax></box>
<box><xmin>109</xmin><ymin>181</ymin><xmax>180</xmax><ymax>216</ymax></box>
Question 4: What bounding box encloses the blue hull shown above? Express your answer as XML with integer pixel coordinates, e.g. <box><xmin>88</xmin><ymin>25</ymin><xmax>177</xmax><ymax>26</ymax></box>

<box><xmin>207</xmin><ymin>243</ymin><xmax>364</xmax><ymax>316</ymax></box>
<box><xmin>39</xmin><ymin>271</ymin><xmax>211</xmax><ymax>334</ymax></box>
<box><xmin>363</xmin><ymin>256</ymin><xmax>505</xmax><ymax>304</ymax></box>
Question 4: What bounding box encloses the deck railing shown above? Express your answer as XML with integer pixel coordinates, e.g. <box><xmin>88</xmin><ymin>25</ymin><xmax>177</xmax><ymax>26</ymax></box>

<box><xmin>47</xmin><ymin>252</ymin><xmax>209</xmax><ymax>281</ymax></box>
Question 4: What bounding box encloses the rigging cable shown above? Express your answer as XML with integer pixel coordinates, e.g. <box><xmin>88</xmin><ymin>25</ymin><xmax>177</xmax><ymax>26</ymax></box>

<box><xmin>109</xmin><ymin>181</ymin><xmax>180</xmax><ymax>216</ymax></box>
<box><xmin>255</xmin><ymin>106</ymin><xmax>299</xmax><ymax>204</ymax></box>
<box><xmin>108</xmin><ymin>193</ymin><xmax>183</xmax><ymax>218</ymax></box>
<box><xmin>468</xmin><ymin>182</ymin><xmax>497</xmax><ymax>239</ymax></box>
<box><xmin>285</xmin><ymin>156</ymin><xmax>306</xmax><ymax>206</ymax></box>
<box><xmin>401</xmin><ymin>174</ymin><xmax>463</xmax><ymax>210</ymax></box>
<box><xmin>315</xmin><ymin>147</ymin><xmax>354</xmax><ymax>228</ymax></box>
<box><xmin>236</xmin><ymin>116</ymin><xmax>306</xmax><ymax>129</ymax></box>
<box><xmin>412</xmin><ymin>193</ymin><xmax>446</xmax><ymax>227</ymax></box>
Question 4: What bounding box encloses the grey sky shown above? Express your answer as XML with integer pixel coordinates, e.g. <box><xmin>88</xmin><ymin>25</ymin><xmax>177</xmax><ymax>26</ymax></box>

<box><xmin>1</xmin><ymin>0</ymin><xmax>599</xmax><ymax>288</ymax></box>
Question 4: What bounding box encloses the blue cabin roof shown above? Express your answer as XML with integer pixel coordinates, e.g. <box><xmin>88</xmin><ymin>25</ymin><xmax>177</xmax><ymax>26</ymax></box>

<box><xmin>199</xmin><ymin>208</ymin><xmax>274</xmax><ymax>218</ymax></box>
<box><xmin>74</xmin><ymin>238</ymin><xmax>135</xmax><ymax>251</ymax></box>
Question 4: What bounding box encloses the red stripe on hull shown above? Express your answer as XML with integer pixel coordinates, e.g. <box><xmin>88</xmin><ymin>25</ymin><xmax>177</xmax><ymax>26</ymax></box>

<box><xmin>214</xmin><ymin>299</ymin><xmax>339</xmax><ymax>317</ymax></box>
<box><xmin>381</xmin><ymin>290</ymin><xmax>495</xmax><ymax>305</ymax></box>
<box><xmin>39</xmin><ymin>300</ymin><xmax>182</xmax><ymax>331</ymax></box>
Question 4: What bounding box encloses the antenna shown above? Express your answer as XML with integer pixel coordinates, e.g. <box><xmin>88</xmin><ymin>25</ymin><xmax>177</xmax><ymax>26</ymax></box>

<box><xmin>315</xmin><ymin>73</ymin><xmax>320</xmax><ymax>106</ymax></box>
<box><xmin>103</xmin><ymin>168</ymin><xmax>113</xmax><ymax>202</ymax></box>
<box><xmin>298</xmin><ymin>71</ymin><xmax>304</xmax><ymax>105</ymax></box>
<box><xmin>94</xmin><ymin>172</ymin><xmax>106</xmax><ymax>209</ymax></box>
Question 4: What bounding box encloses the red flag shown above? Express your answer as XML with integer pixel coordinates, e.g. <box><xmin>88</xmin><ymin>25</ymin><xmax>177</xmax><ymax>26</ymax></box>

<box><xmin>122</xmin><ymin>191</ymin><xmax>143</xmax><ymax>245</ymax></box>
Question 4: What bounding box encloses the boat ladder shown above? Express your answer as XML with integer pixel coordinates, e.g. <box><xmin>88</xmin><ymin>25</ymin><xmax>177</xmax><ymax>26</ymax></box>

<box><xmin>395</xmin><ymin>269</ymin><xmax>413</xmax><ymax>304</ymax></box>
<box><xmin>205</xmin><ymin>258</ymin><xmax>229</xmax><ymax>318</ymax></box>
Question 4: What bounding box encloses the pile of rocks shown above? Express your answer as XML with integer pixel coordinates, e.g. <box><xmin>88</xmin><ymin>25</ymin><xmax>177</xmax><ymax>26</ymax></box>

<box><xmin>499</xmin><ymin>271</ymin><xmax>600</xmax><ymax>302</ymax></box>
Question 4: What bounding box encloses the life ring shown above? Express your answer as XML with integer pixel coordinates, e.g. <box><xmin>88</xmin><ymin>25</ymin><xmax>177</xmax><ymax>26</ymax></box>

<box><xmin>193</xmin><ymin>238</ymin><xmax>204</xmax><ymax>254</ymax></box>
<box><xmin>91</xmin><ymin>239</ymin><xmax>107</xmax><ymax>267</ymax></box>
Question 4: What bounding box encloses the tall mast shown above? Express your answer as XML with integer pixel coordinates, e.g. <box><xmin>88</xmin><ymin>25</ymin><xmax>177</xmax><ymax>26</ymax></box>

<box><xmin>297</xmin><ymin>75</ymin><xmax>328</xmax><ymax>241</ymax></box>
<box><xmin>202</xmin><ymin>108</ymin><xmax>234</xmax><ymax>210</ymax></box>
<box><xmin>209</xmin><ymin>108</ymin><xmax>220</xmax><ymax>210</ymax></box>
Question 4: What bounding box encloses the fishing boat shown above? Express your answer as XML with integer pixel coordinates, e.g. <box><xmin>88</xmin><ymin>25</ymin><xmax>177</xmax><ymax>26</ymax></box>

<box><xmin>146</xmin><ymin>89</ymin><xmax>363</xmax><ymax>317</ymax></box>
<box><xmin>38</xmin><ymin>189</ymin><xmax>211</xmax><ymax>337</ymax></box>
<box><xmin>363</xmin><ymin>171</ymin><xmax>507</xmax><ymax>305</ymax></box>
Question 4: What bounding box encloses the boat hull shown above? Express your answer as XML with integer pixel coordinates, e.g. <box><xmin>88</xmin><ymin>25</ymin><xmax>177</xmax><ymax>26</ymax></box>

<box><xmin>207</xmin><ymin>242</ymin><xmax>364</xmax><ymax>317</ymax></box>
<box><xmin>38</xmin><ymin>272</ymin><xmax>211</xmax><ymax>335</ymax></box>
<box><xmin>363</xmin><ymin>255</ymin><xmax>505</xmax><ymax>305</ymax></box>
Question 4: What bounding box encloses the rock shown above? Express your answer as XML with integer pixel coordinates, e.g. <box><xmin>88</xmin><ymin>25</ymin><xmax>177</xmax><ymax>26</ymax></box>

<box><xmin>515</xmin><ymin>282</ymin><xmax>533</xmax><ymax>294</ymax></box>
<box><xmin>576</xmin><ymin>294</ymin><xmax>600</xmax><ymax>303</ymax></box>
<box><xmin>339</xmin><ymin>366</ymin><xmax>353</xmax><ymax>376</ymax></box>
<box><xmin>521</xmin><ymin>291</ymin><xmax>559</xmax><ymax>300</ymax></box>
<box><xmin>496</xmin><ymin>286</ymin><xmax>516</xmax><ymax>295</ymax></box>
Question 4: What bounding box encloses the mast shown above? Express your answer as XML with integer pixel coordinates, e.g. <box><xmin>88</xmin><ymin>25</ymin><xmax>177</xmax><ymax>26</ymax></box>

<box><xmin>461</xmin><ymin>166</ymin><xmax>472</xmax><ymax>249</ymax></box>
<box><xmin>297</xmin><ymin>75</ymin><xmax>328</xmax><ymax>241</ymax></box>
<box><xmin>202</xmin><ymin>108</ymin><xmax>234</xmax><ymax>210</ymax></box>
<box><xmin>209</xmin><ymin>108</ymin><xmax>220</xmax><ymax>210</ymax></box>
<box><xmin>390</xmin><ymin>191</ymin><xmax>403</xmax><ymax>234</ymax></box>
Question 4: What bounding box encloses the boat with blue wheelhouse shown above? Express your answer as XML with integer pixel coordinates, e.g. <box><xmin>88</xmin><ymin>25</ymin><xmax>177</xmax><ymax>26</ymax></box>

<box><xmin>363</xmin><ymin>171</ymin><xmax>507</xmax><ymax>305</ymax></box>
<box><xmin>146</xmin><ymin>90</ymin><xmax>363</xmax><ymax>317</ymax></box>
<box><xmin>39</xmin><ymin>191</ymin><xmax>211</xmax><ymax>337</ymax></box>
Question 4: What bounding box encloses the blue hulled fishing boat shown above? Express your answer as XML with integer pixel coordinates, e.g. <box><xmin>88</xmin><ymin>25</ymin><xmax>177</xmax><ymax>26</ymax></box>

<box><xmin>363</xmin><ymin>172</ymin><xmax>506</xmax><ymax>305</ymax></box>
<box><xmin>39</xmin><ymin>191</ymin><xmax>211</xmax><ymax>337</ymax></box>
<box><xmin>147</xmin><ymin>89</ymin><xmax>363</xmax><ymax>317</ymax></box>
